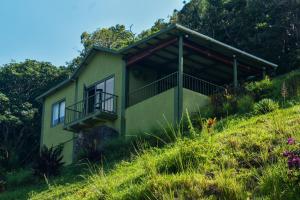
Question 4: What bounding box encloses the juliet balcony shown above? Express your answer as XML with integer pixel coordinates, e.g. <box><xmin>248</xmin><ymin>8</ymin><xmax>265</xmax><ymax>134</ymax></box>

<box><xmin>64</xmin><ymin>92</ymin><xmax>118</xmax><ymax>132</ymax></box>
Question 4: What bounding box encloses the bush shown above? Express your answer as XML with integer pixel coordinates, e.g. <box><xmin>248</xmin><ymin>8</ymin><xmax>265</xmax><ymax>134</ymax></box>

<box><xmin>237</xmin><ymin>95</ymin><xmax>254</xmax><ymax>114</ymax></box>
<box><xmin>285</xmin><ymin>72</ymin><xmax>300</xmax><ymax>98</ymax></box>
<box><xmin>0</xmin><ymin>171</ymin><xmax>6</xmax><ymax>193</ymax></box>
<box><xmin>211</xmin><ymin>89</ymin><xmax>237</xmax><ymax>117</ymax></box>
<box><xmin>245</xmin><ymin>76</ymin><xmax>273</xmax><ymax>100</ymax></box>
<box><xmin>6</xmin><ymin>169</ymin><xmax>35</xmax><ymax>188</ymax></box>
<box><xmin>253</xmin><ymin>98</ymin><xmax>279</xmax><ymax>114</ymax></box>
<box><xmin>33</xmin><ymin>145</ymin><xmax>64</xmax><ymax>177</ymax></box>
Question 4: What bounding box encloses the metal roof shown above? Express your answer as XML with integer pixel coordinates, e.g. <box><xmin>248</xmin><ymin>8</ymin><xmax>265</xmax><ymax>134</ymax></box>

<box><xmin>36</xmin><ymin>23</ymin><xmax>278</xmax><ymax>101</ymax></box>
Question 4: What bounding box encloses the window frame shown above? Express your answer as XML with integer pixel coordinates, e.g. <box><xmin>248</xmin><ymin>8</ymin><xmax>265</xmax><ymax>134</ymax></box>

<box><xmin>84</xmin><ymin>75</ymin><xmax>115</xmax><ymax>113</ymax></box>
<box><xmin>85</xmin><ymin>74</ymin><xmax>115</xmax><ymax>94</ymax></box>
<box><xmin>51</xmin><ymin>98</ymin><xmax>66</xmax><ymax>127</ymax></box>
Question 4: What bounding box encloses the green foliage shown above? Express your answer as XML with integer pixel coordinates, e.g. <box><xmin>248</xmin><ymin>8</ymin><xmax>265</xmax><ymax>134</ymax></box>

<box><xmin>245</xmin><ymin>76</ymin><xmax>273</xmax><ymax>100</ymax></box>
<box><xmin>0</xmin><ymin>172</ymin><xmax>6</xmax><ymax>193</ymax></box>
<box><xmin>253</xmin><ymin>98</ymin><xmax>279</xmax><ymax>114</ymax></box>
<box><xmin>237</xmin><ymin>95</ymin><xmax>254</xmax><ymax>114</ymax></box>
<box><xmin>33</xmin><ymin>145</ymin><xmax>64</xmax><ymax>177</ymax></box>
<box><xmin>258</xmin><ymin>164</ymin><xmax>300</xmax><ymax>200</ymax></box>
<box><xmin>5</xmin><ymin>169</ymin><xmax>36</xmax><ymax>189</ymax></box>
<box><xmin>177</xmin><ymin>0</ymin><xmax>300</xmax><ymax>72</ymax></box>
<box><xmin>284</xmin><ymin>71</ymin><xmax>300</xmax><ymax>98</ymax></box>
<box><xmin>0</xmin><ymin>60</ymin><xmax>69</xmax><ymax>170</ymax></box>
<box><xmin>81</xmin><ymin>24</ymin><xmax>135</xmax><ymax>51</ymax></box>
<box><xmin>26</xmin><ymin>105</ymin><xmax>300</xmax><ymax>200</ymax></box>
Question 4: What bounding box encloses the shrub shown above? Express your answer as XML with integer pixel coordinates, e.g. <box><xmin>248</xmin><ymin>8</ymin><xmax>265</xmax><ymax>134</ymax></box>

<box><xmin>6</xmin><ymin>169</ymin><xmax>35</xmax><ymax>188</ymax></box>
<box><xmin>0</xmin><ymin>171</ymin><xmax>6</xmax><ymax>193</ymax></box>
<box><xmin>253</xmin><ymin>98</ymin><xmax>279</xmax><ymax>114</ymax></box>
<box><xmin>237</xmin><ymin>95</ymin><xmax>254</xmax><ymax>114</ymax></box>
<box><xmin>245</xmin><ymin>76</ymin><xmax>273</xmax><ymax>100</ymax></box>
<box><xmin>211</xmin><ymin>89</ymin><xmax>237</xmax><ymax>117</ymax></box>
<box><xmin>285</xmin><ymin>72</ymin><xmax>300</xmax><ymax>98</ymax></box>
<box><xmin>33</xmin><ymin>145</ymin><xmax>64</xmax><ymax>177</ymax></box>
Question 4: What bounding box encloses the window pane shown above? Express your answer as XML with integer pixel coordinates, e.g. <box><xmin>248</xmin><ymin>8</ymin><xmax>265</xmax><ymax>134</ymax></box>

<box><xmin>52</xmin><ymin>103</ymin><xmax>59</xmax><ymax>125</ymax></box>
<box><xmin>59</xmin><ymin>101</ymin><xmax>65</xmax><ymax>122</ymax></box>
<box><xmin>105</xmin><ymin>78</ymin><xmax>114</xmax><ymax>111</ymax></box>
<box><xmin>105</xmin><ymin>77</ymin><xmax>114</xmax><ymax>94</ymax></box>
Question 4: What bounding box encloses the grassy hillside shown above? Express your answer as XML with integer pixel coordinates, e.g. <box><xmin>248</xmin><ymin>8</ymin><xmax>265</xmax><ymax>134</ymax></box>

<box><xmin>26</xmin><ymin>105</ymin><xmax>300</xmax><ymax>200</ymax></box>
<box><xmin>1</xmin><ymin>70</ymin><xmax>300</xmax><ymax>200</ymax></box>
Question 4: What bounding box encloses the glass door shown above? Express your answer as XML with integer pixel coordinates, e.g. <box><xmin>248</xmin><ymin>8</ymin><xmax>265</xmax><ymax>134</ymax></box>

<box><xmin>104</xmin><ymin>77</ymin><xmax>114</xmax><ymax>112</ymax></box>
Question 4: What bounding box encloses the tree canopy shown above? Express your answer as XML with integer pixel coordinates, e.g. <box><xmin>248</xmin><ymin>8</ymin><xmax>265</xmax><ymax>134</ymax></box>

<box><xmin>0</xmin><ymin>60</ymin><xmax>69</xmax><ymax>169</ymax></box>
<box><xmin>177</xmin><ymin>0</ymin><xmax>300</xmax><ymax>72</ymax></box>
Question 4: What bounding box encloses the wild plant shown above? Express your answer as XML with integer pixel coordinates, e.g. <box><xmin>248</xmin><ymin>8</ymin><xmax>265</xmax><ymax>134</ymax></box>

<box><xmin>281</xmin><ymin>81</ymin><xmax>288</xmax><ymax>106</ymax></box>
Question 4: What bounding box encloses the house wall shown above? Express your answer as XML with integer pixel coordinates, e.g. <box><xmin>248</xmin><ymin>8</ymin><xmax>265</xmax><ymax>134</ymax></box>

<box><xmin>128</xmin><ymin>66</ymin><xmax>158</xmax><ymax>93</ymax></box>
<box><xmin>41</xmin><ymin>51</ymin><xmax>124</xmax><ymax>165</ymax></box>
<box><xmin>76</xmin><ymin>52</ymin><xmax>124</xmax><ymax>133</ymax></box>
<box><xmin>125</xmin><ymin>87</ymin><xmax>210</xmax><ymax>136</ymax></box>
<box><xmin>125</xmin><ymin>88</ymin><xmax>175</xmax><ymax>135</ymax></box>
<box><xmin>183</xmin><ymin>88</ymin><xmax>210</xmax><ymax>114</ymax></box>
<box><xmin>41</xmin><ymin>83</ymin><xmax>75</xmax><ymax>165</ymax></box>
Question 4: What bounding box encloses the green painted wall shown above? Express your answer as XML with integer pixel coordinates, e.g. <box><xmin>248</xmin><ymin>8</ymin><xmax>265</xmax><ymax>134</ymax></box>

<box><xmin>77</xmin><ymin>52</ymin><xmax>123</xmax><ymax>132</ymax></box>
<box><xmin>125</xmin><ymin>88</ymin><xmax>175</xmax><ymax>135</ymax></box>
<box><xmin>128</xmin><ymin>66</ymin><xmax>158</xmax><ymax>93</ymax></box>
<box><xmin>183</xmin><ymin>88</ymin><xmax>210</xmax><ymax>114</ymax></box>
<box><xmin>41</xmin><ymin>83</ymin><xmax>75</xmax><ymax>165</ymax></box>
<box><xmin>41</xmin><ymin>51</ymin><xmax>124</xmax><ymax>165</ymax></box>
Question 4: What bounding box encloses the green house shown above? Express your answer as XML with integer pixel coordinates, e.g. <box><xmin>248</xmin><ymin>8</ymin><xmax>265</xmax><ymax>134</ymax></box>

<box><xmin>36</xmin><ymin>24</ymin><xmax>277</xmax><ymax>164</ymax></box>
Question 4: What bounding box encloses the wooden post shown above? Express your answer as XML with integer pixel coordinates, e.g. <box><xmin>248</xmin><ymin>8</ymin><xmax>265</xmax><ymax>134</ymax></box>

<box><xmin>233</xmin><ymin>55</ymin><xmax>238</xmax><ymax>88</ymax></box>
<box><xmin>177</xmin><ymin>36</ymin><xmax>184</xmax><ymax>123</ymax></box>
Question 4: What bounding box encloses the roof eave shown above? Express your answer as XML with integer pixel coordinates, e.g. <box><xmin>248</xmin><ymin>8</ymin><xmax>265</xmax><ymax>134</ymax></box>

<box><xmin>36</xmin><ymin>46</ymin><xmax>120</xmax><ymax>101</ymax></box>
<box><xmin>175</xmin><ymin>24</ymin><xmax>278</xmax><ymax>69</ymax></box>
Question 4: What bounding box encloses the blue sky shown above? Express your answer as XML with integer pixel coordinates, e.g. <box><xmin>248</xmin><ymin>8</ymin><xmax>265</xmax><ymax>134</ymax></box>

<box><xmin>0</xmin><ymin>0</ymin><xmax>184</xmax><ymax>66</ymax></box>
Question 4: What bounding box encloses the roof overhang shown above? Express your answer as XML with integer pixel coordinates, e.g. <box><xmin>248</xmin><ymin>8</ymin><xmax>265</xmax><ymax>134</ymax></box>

<box><xmin>36</xmin><ymin>23</ymin><xmax>278</xmax><ymax>101</ymax></box>
<box><xmin>120</xmin><ymin>24</ymin><xmax>278</xmax><ymax>69</ymax></box>
<box><xmin>35</xmin><ymin>46</ymin><xmax>119</xmax><ymax>101</ymax></box>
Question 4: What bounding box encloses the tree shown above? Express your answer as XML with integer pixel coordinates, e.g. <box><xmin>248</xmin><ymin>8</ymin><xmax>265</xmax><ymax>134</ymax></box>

<box><xmin>0</xmin><ymin>60</ymin><xmax>69</xmax><ymax>169</ymax></box>
<box><xmin>81</xmin><ymin>24</ymin><xmax>135</xmax><ymax>51</ymax></box>
<box><xmin>177</xmin><ymin>0</ymin><xmax>300</xmax><ymax>72</ymax></box>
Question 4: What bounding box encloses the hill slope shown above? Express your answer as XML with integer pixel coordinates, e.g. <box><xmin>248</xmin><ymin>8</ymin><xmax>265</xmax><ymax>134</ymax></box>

<box><xmin>28</xmin><ymin>105</ymin><xmax>300</xmax><ymax>200</ymax></box>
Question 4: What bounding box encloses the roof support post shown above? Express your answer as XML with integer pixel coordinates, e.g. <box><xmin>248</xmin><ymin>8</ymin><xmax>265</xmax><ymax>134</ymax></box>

<box><xmin>233</xmin><ymin>55</ymin><xmax>238</xmax><ymax>89</ymax></box>
<box><xmin>120</xmin><ymin>60</ymin><xmax>127</xmax><ymax>137</ymax></box>
<box><xmin>176</xmin><ymin>36</ymin><xmax>184</xmax><ymax>124</ymax></box>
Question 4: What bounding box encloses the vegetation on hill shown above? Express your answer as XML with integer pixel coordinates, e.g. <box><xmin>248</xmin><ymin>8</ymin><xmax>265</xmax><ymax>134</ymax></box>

<box><xmin>1</xmin><ymin>0</ymin><xmax>300</xmax><ymax>199</ymax></box>
<box><xmin>1</xmin><ymin>69</ymin><xmax>300</xmax><ymax>199</ymax></box>
<box><xmin>1</xmin><ymin>0</ymin><xmax>300</xmax><ymax>172</ymax></box>
<box><xmin>25</xmin><ymin>104</ymin><xmax>300</xmax><ymax>200</ymax></box>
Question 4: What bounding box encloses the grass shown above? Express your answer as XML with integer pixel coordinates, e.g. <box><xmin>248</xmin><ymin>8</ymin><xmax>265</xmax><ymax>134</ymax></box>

<box><xmin>2</xmin><ymin>69</ymin><xmax>300</xmax><ymax>200</ymax></box>
<box><xmin>8</xmin><ymin>105</ymin><xmax>297</xmax><ymax>200</ymax></box>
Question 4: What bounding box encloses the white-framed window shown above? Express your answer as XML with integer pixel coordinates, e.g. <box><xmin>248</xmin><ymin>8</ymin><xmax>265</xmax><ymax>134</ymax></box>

<box><xmin>52</xmin><ymin>100</ymin><xmax>65</xmax><ymax>126</ymax></box>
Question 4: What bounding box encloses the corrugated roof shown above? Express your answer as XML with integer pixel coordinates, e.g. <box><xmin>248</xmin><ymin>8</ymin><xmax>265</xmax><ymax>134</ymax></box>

<box><xmin>36</xmin><ymin>24</ymin><xmax>278</xmax><ymax>101</ymax></box>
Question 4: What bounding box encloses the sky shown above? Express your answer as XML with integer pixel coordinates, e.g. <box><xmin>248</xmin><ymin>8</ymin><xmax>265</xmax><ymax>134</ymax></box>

<box><xmin>0</xmin><ymin>0</ymin><xmax>184</xmax><ymax>67</ymax></box>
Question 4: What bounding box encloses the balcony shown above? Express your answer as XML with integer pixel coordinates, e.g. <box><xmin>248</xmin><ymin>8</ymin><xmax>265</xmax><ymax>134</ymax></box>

<box><xmin>127</xmin><ymin>72</ymin><xmax>225</xmax><ymax>107</ymax></box>
<box><xmin>64</xmin><ymin>92</ymin><xmax>118</xmax><ymax>132</ymax></box>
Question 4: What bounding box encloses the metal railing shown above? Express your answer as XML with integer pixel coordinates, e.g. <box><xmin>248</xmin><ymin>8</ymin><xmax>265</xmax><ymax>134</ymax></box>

<box><xmin>183</xmin><ymin>73</ymin><xmax>226</xmax><ymax>96</ymax></box>
<box><xmin>65</xmin><ymin>91</ymin><xmax>117</xmax><ymax>126</ymax></box>
<box><xmin>127</xmin><ymin>71</ymin><xmax>225</xmax><ymax>107</ymax></box>
<box><xmin>127</xmin><ymin>72</ymin><xmax>178</xmax><ymax>107</ymax></box>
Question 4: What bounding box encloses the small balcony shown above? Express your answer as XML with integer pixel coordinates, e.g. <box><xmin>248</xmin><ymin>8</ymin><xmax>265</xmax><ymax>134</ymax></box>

<box><xmin>64</xmin><ymin>92</ymin><xmax>118</xmax><ymax>132</ymax></box>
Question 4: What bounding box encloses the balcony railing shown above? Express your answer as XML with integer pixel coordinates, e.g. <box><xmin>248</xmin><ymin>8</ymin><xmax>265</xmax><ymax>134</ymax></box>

<box><xmin>183</xmin><ymin>73</ymin><xmax>226</xmax><ymax>96</ymax></box>
<box><xmin>127</xmin><ymin>72</ymin><xmax>225</xmax><ymax>107</ymax></box>
<box><xmin>65</xmin><ymin>91</ymin><xmax>118</xmax><ymax>127</ymax></box>
<box><xmin>127</xmin><ymin>72</ymin><xmax>178</xmax><ymax>107</ymax></box>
